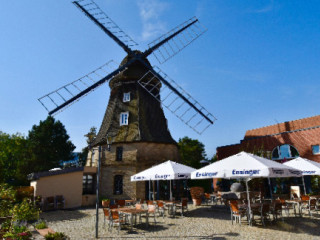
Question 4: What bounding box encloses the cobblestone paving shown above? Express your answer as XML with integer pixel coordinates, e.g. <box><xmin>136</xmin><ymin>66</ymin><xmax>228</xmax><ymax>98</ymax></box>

<box><xmin>39</xmin><ymin>204</ymin><xmax>320</xmax><ymax>240</ymax></box>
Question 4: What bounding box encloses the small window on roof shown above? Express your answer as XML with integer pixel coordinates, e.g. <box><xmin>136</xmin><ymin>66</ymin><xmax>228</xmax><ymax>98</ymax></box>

<box><xmin>271</xmin><ymin>144</ymin><xmax>299</xmax><ymax>160</ymax></box>
<box><xmin>312</xmin><ymin>145</ymin><xmax>320</xmax><ymax>155</ymax></box>
<box><xmin>120</xmin><ymin>112</ymin><xmax>129</xmax><ymax>126</ymax></box>
<box><xmin>123</xmin><ymin>92</ymin><xmax>130</xmax><ymax>102</ymax></box>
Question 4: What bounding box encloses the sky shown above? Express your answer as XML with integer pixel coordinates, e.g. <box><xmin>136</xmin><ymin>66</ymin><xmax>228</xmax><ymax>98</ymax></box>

<box><xmin>1</xmin><ymin>0</ymin><xmax>320</xmax><ymax>159</ymax></box>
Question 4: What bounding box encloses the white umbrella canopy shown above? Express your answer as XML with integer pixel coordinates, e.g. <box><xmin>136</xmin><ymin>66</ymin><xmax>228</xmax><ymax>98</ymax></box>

<box><xmin>284</xmin><ymin>157</ymin><xmax>320</xmax><ymax>194</ymax></box>
<box><xmin>191</xmin><ymin>151</ymin><xmax>302</xmax><ymax>226</ymax></box>
<box><xmin>131</xmin><ymin>160</ymin><xmax>196</xmax><ymax>182</ymax></box>
<box><xmin>191</xmin><ymin>151</ymin><xmax>302</xmax><ymax>180</ymax></box>
<box><xmin>283</xmin><ymin>157</ymin><xmax>320</xmax><ymax>175</ymax></box>
<box><xmin>131</xmin><ymin>160</ymin><xmax>196</xmax><ymax>200</ymax></box>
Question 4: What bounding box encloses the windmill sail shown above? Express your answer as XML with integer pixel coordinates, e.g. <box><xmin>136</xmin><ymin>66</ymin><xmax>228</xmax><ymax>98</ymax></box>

<box><xmin>138</xmin><ymin>66</ymin><xmax>216</xmax><ymax>134</ymax></box>
<box><xmin>38</xmin><ymin>61</ymin><xmax>120</xmax><ymax>115</ymax></box>
<box><xmin>73</xmin><ymin>0</ymin><xmax>137</xmax><ymax>53</ymax></box>
<box><xmin>147</xmin><ymin>17</ymin><xmax>207</xmax><ymax>64</ymax></box>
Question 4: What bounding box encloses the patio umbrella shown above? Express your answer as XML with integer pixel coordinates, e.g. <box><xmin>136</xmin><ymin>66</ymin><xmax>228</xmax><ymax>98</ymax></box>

<box><xmin>283</xmin><ymin>157</ymin><xmax>320</xmax><ymax>195</ymax></box>
<box><xmin>191</xmin><ymin>151</ymin><xmax>302</xmax><ymax>225</ymax></box>
<box><xmin>131</xmin><ymin>160</ymin><xmax>196</xmax><ymax>200</ymax></box>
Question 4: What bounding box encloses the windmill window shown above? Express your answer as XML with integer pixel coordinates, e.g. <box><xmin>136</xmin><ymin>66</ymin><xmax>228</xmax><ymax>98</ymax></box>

<box><xmin>123</xmin><ymin>92</ymin><xmax>131</xmax><ymax>102</ymax></box>
<box><xmin>114</xmin><ymin>175</ymin><xmax>123</xmax><ymax>195</ymax></box>
<box><xmin>116</xmin><ymin>146</ymin><xmax>123</xmax><ymax>161</ymax></box>
<box><xmin>312</xmin><ymin>145</ymin><xmax>320</xmax><ymax>155</ymax></box>
<box><xmin>271</xmin><ymin>144</ymin><xmax>299</xmax><ymax>160</ymax></box>
<box><xmin>120</xmin><ymin>112</ymin><xmax>129</xmax><ymax>126</ymax></box>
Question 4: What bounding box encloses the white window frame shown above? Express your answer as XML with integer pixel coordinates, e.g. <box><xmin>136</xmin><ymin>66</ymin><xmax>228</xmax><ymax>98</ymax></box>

<box><xmin>120</xmin><ymin>112</ymin><xmax>129</xmax><ymax>126</ymax></box>
<box><xmin>123</xmin><ymin>92</ymin><xmax>131</xmax><ymax>102</ymax></box>
<box><xmin>312</xmin><ymin>145</ymin><xmax>320</xmax><ymax>155</ymax></box>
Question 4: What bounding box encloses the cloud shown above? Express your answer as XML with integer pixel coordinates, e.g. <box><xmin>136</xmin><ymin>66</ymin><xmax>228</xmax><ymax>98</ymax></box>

<box><xmin>137</xmin><ymin>0</ymin><xmax>169</xmax><ymax>41</ymax></box>
<box><xmin>251</xmin><ymin>0</ymin><xmax>274</xmax><ymax>13</ymax></box>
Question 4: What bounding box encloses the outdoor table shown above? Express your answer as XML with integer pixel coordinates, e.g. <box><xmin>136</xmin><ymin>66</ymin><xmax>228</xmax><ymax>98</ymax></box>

<box><xmin>118</xmin><ymin>208</ymin><xmax>148</xmax><ymax>231</ymax></box>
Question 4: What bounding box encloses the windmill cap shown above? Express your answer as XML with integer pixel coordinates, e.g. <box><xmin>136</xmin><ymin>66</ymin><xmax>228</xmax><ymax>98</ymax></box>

<box><xmin>109</xmin><ymin>51</ymin><xmax>160</xmax><ymax>88</ymax></box>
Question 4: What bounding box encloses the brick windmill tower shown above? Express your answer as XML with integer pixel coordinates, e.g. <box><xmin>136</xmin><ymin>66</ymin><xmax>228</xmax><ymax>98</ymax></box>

<box><xmin>38</xmin><ymin>0</ymin><xmax>216</xmax><ymax>200</ymax></box>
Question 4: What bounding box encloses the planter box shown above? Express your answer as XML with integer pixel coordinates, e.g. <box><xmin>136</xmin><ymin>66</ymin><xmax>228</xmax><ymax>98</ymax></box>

<box><xmin>192</xmin><ymin>198</ymin><xmax>202</xmax><ymax>206</ymax></box>
<box><xmin>36</xmin><ymin>228</ymin><xmax>55</xmax><ymax>237</ymax></box>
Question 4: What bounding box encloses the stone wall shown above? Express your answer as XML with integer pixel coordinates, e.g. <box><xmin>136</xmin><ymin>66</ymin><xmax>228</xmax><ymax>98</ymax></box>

<box><xmin>90</xmin><ymin>141</ymin><xmax>180</xmax><ymax>200</ymax></box>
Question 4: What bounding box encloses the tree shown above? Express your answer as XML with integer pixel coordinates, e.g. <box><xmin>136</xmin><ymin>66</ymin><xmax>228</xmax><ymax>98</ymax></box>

<box><xmin>178</xmin><ymin>136</ymin><xmax>207</xmax><ymax>169</ymax></box>
<box><xmin>28</xmin><ymin>116</ymin><xmax>75</xmax><ymax>172</ymax></box>
<box><xmin>78</xmin><ymin>126</ymin><xmax>97</xmax><ymax>167</ymax></box>
<box><xmin>0</xmin><ymin>132</ymin><xmax>30</xmax><ymax>185</ymax></box>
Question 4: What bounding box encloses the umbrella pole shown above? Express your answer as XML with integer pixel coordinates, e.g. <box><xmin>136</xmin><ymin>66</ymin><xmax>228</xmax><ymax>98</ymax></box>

<box><xmin>301</xmin><ymin>176</ymin><xmax>307</xmax><ymax>195</ymax></box>
<box><xmin>245</xmin><ymin>180</ymin><xmax>252</xmax><ymax>226</ymax></box>
<box><xmin>268</xmin><ymin>178</ymin><xmax>273</xmax><ymax>199</ymax></box>
<box><xmin>170</xmin><ymin>180</ymin><xmax>172</xmax><ymax>201</ymax></box>
<box><xmin>153</xmin><ymin>180</ymin><xmax>155</xmax><ymax>201</ymax></box>
<box><xmin>149</xmin><ymin>180</ymin><xmax>151</xmax><ymax>200</ymax></box>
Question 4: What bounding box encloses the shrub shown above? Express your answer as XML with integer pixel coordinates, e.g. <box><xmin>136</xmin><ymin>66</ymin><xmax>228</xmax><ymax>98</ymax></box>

<box><xmin>45</xmin><ymin>232</ymin><xmax>69</xmax><ymax>240</ymax></box>
<box><xmin>34</xmin><ymin>220</ymin><xmax>47</xmax><ymax>229</ymax></box>
<box><xmin>12</xmin><ymin>199</ymin><xmax>39</xmax><ymax>222</ymax></box>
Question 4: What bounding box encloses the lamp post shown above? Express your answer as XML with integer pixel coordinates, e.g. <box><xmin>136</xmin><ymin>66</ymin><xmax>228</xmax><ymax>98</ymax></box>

<box><xmin>95</xmin><ymin>134</ymin><xmax>113</xmax><ymax>239</ymax></box>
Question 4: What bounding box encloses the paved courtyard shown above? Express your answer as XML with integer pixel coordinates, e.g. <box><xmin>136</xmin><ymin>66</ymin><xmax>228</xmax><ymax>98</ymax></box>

<box><xmin>39</xmin><ymin>204</ymin><xmax>320</xmax><ymax>240</ymax></box>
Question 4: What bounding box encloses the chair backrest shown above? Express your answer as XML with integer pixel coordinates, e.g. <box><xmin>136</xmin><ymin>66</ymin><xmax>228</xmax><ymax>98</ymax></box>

<box><xmin>293</xmin><ymin>193</ymin><xmax>299</xmax><ymax>199</ymax></box>
<box><xmin>310</xmin><ymin>198</ymin><xmax>317</xmax><ymax>206</ymax></box>
<box><xmin>139</xmin><ymin>199</ymin><xmax>145</xmax><ymax>204</ymax></box>
<box><xmin>135</xmin><ymin>204</ymin><xmax>143</xmax><ymax>210</ymax></box>
<box><xmin>103</xmin><ymin>208</ymin><xmax>110</xmax><ymax>217</ymax></box>
<box><xmin>261</xmin><ymin>203</ymin><xmax>270</xmax><ymax>213</ymax></box>
<box><xmin>147</xmin><ymin>200</ymin><xmax>154</xmax><ymax>205</ymax></box>
<box><xmin>55</xmin><ymin>195</ymin><xmax>64</xmax><ymax>202</ymax></box>
<box><xmin>301</xmin><ymin>195</ymin><xmax>310</xmax><ymax>201</ymax></box>
<box><xmin>46</xmin><ymin>196</ymin><xmax>55</xmax><ymax>204</ymax></box>
<box><xmin>109</xmin><ymin>204</ymin><xmax>118</xmax><ymax>209</ymax></box>
<box><xmin>204</xmin><ymin>193</ymin><xmax>211</xmax><ymax>199</ymax></box>
<box><xmin>116</xmin><ymin>199</ymin><xmax>125</xmax><ymax>207</ymax></box>
<box><xmin>229</xmin><ymin>200</ymin><xmax>239</xmax><ymax>213</ymax></box>
<box><xmin>157</xmin><ymin>201</ymin><xmax>164</xmax><ymax>208</ymax></box>
<box><xmin>148</xmin><ymin>204</ymin><xmax>156</xmax><ymax>213</ymax></box>
<box><xmin>182</xmin><ymin>199</ymin><xmax>188</xmax><ymax>207</ymax></box>
<box><xmin>111</xmin><ymin>210</ymin><xmax>119</xmax><ymax>220</ymax></box>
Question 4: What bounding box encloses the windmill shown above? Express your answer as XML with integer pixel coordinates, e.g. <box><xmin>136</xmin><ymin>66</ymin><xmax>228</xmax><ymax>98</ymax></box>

<box><xmin>38</xmin><ymin>0</ymin><xmax>217</xmax><ymax>200</ymax></box>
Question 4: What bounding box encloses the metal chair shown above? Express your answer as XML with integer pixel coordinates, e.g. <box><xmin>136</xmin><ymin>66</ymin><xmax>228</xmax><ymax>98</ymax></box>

<box><xmin>109</xmin><ymin>210</ymin><xmax>126</xmax><ymax>233</ymax></box>
<box><xmin>175</xmin><ymin>199</ymin><xmax>188</xmax><ymax>217</ymax></box>
<box><xmin>301</xmin><ymin>198</ymin><xmax>318</xmax><ymax>216</ymax></box>
<box><xmin>103</xmin><ymin>208</ymin><xmax>111</xmax><ymax>231</ymax></box>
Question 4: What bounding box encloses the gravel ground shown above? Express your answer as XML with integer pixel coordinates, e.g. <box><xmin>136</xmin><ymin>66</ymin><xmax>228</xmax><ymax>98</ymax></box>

<box><xmin>39</xmin><ymin>204</ymin><xmax>320</xmax><ymax>240</ymax></box>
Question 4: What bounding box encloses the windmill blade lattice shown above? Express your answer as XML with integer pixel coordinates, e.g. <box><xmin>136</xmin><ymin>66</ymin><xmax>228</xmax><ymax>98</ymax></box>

<box><xmin>38</xmin><ymin>60</ymin><xmax>119</xmax><ymax>115</ymax></box>
<box><xmin>73</xmin><ymin>0</ymin><xmax>138</xmax><ymax>50</ymax></box>
<box><xmin>148</xmin><ymin>17</ymin><xmax>207</xmax><ymax>64</ymax></box>
<box><xmin>138</xmin><ymin>67</ymin><xmax>216</xmax><ymax>134</ymax></box>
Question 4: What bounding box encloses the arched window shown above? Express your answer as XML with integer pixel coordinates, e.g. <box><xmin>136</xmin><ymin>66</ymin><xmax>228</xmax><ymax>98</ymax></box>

<box><xmin>272</xmin><ymin>144</ymin><xmax>299</xmax><ymax>160</ymax></box>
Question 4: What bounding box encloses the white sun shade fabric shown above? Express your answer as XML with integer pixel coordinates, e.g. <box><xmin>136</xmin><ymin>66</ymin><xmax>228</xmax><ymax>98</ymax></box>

<box><xmin>131</xmin><ymin>160</ymin><xmax>196</xmax><ymax>182</ymax></box>
<box><xmin>283</xmin><ymin>157</ymin><xmax>320</xmax><ymax>175</ymax></box>
<box><xmin>191</xmin><ymin>151</ymin><xmax>302</xmax><ymax>179</ymax></box>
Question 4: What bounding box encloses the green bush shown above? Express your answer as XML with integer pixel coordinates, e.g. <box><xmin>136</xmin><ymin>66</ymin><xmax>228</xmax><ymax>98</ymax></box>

<box><xmin>0</xmin><ymin>184</ymin><xmax>16</xmax><ymax>217</ymax></box>
<box><xmin>34</xmin><ymin>220</ymin><xmax>47</xmax><ymax>229</ymax></box>
<box><xmin>45</xmin><ymin>232</ymin><xmax>69</xmax><ymax>240</ymax></box>
<box><xmin>12</xmin><ymin>198</ymin><xmax>39</xmax><ymax>222</ymax></box>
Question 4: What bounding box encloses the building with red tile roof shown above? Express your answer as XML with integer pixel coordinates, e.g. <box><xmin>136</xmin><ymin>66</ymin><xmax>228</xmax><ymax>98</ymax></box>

<box><xmin>217</xmin><ymin>115</ymin><xmax>320</xmax><ymax>163</ymax></box>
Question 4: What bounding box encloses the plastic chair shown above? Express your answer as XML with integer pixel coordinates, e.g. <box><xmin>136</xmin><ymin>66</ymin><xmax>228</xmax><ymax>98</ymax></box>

<box><xmin>229</xmin><ymin>200</ymin><xmax>247</xmax><ymax>225</ymax></box>
<box><xmin>55</xmin><ymin>195</ymin><xmax>65</xmax><ymax>209</ymax></box>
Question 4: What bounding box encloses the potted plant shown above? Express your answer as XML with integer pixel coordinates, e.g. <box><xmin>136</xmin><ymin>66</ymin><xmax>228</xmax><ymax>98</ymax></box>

<box><xmin>100</xmin><ymin>197</ymin><xmax>110</xmax><ymax>208</ymax></box>
<box><xmin>190</xmin><ymin>187</ymin><xmax>204</xmax><ymax>206</ymax></box>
